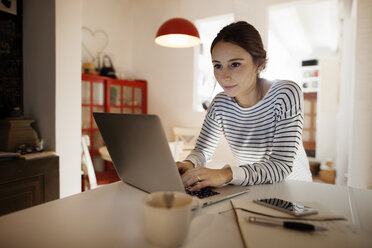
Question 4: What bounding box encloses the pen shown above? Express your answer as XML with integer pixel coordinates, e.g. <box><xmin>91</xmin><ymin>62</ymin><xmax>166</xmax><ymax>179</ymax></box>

<box><xmin>247</xmin><ymin>216</ymin><xmax>328</xmax><ymax>231</ymax></box>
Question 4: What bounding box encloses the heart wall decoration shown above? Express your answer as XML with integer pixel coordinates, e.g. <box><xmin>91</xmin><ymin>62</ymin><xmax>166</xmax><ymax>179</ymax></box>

<box><xmin>82</xmin><ymin>26</ymin><xmax>109</xmax><ymax>70</ymax></box>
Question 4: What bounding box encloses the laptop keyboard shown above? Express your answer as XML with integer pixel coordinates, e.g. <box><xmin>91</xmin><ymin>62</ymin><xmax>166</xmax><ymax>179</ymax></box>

<box><xmin>185</xmin><ymin>187</ymin><xmax>220</xmax><ymax>199</ymax></box>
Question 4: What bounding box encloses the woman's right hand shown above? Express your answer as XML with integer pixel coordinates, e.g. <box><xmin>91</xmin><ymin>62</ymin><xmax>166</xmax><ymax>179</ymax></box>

<box><xmin>176</xmin><ymin>160</ymin><xmax>194</xmax><ymax>175</ymax></box>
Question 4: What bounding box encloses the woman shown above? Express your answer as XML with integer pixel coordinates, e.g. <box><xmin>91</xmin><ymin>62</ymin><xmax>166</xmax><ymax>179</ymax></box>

<box><xmin>177</xmin><ymin>21</ymin><xmax>312</xmax><ymax>191</ymax></box>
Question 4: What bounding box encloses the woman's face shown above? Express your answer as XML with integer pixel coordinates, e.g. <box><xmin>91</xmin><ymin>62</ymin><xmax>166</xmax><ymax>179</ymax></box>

<box><xmin>211</xmin><ymin>41</ymin><xmax>259</xmax><ymax>100</ymax></box>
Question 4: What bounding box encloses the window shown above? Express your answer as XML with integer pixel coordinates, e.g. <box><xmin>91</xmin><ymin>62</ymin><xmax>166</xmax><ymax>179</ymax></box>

<box><xmin>193</xmin><ymin>14</ymin><xmax>234</xmax><ymax>112</ymax></box>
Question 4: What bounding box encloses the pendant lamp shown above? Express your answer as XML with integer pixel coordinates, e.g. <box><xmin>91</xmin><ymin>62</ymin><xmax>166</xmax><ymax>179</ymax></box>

<box><xmin>155</xmin><ymin>18</ymin><xmax>200</xmax><ymax>48</ymax></box>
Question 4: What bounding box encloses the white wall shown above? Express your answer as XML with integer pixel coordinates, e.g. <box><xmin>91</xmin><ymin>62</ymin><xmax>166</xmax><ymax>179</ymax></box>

<box><xmin>23</xmin><ymin>0</ymin><xmax>82</xmax><ymax>198</ymax></box>
<box><xmin>335</xmin><ymin>0</ymin><xmax>355</xmax><ymax>186</ymax></box>
<box><xmin>316</xmin><ymin>57</ymin><xmax>340</xmax><ymax>166</ymax></box>
<box><xmin>335</xmin><ymin>0</ymin><xmax>372</xmax><ymax>189</ymax></box>
<box><xmin>131</xmin><ymin>0</ymin><xmax>214</xmax><ymax>134</ymax></box>
<box><xmin>81</xmin><ymin>0</ymin><xmax>134</xmax><ymax>77</ymax></box>
<box><xmin>55</xmin><ymin>0</ymin><xmax>82</xmax><ymax>197</ymax></box>
<box><xmin>347</xmin><ymin>0</ymin><xmax>372</xmax><ymax>189</ymax></box>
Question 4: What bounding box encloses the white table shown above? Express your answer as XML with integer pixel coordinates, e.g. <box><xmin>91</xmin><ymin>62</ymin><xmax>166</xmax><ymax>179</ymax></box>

<box><xmin>0</xmin><ymin>180</ymin><xmax>371</xmax><ymax>248</ymax></box>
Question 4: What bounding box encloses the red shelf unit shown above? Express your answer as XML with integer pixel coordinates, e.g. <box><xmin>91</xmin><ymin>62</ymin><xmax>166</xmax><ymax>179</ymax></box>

<box><xmin>81</xmin><ymin>73</ymin><xmax>147</xmax><ymax>171</ymax></box>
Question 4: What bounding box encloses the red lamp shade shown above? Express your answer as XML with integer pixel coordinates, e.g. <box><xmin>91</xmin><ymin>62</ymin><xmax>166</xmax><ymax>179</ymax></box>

<box><xmin>155</xmin><ymin>18</ymin><xmax>201</xmax><ymax>48</ymax></box>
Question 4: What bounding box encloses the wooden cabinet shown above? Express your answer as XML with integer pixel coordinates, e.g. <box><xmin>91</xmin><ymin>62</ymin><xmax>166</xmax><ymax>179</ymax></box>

<box><xmin>303</xmin><ymin>92</ymin><xmax>317</xmax><ymax>157</ymax></box>
<box><xmin>300</xmin><ymin>60</ymin><xmax>319</xmax><ymax>157</ymax></box>
<box><xmin>81</xmin><ymin>74</ymin><xmax>147</xmax><ymax>170</ymax></box>
<box><xmin>300</xmin><ymin>60</ymin><xmax>319</xmax><ymax>93</ymax></box>
<box><xmin>0</xmin><ymin>156</ymin><xmax>59</xmax><ymax>216</ymax></box>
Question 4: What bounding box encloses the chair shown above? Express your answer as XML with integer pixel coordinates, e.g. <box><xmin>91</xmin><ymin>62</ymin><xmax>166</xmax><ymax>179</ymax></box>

<box><xmin>81</xmin><ymin>135</ymin><xmax>120</xmax><ymax>190</ymax></box>
<box><xmin>173</xmin><ymin>127</ymin><xmax>200</xmax><ymax>161</ymax></box>
<box><xmin>168</xmin><ymin>141</ymin><xmax>184</xmax><ymax>161</ymax></box>
<box><xmin>98</xmin><ymin>146</ymin><xmax>112</xmax><ymax>162</ymax></box>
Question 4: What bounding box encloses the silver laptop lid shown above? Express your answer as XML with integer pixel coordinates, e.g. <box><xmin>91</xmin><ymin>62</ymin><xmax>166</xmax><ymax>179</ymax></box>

<box><xmin>93</xmin><ymin>113</ymin><xmax>185</xmax><ymax>193</ymax></box>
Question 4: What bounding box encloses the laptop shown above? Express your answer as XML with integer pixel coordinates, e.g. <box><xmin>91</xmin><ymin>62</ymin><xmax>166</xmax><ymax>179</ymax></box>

<box><xmin>93</xmin><ymin>113</ymin><xmax>249</xmax><ymax>208</ymax></box>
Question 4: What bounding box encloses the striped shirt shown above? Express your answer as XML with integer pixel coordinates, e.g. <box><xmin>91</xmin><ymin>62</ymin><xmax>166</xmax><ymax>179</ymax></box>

<box><xmin>186</xmin><ymin>80</ymin><xmax>312</xmax><ymax>186</ymax></box>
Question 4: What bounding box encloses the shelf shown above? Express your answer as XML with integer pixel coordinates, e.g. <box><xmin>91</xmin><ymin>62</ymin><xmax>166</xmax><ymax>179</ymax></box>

<box><xmin>302</xmin><ymin>88</ymin><xmax>318</xmax><ymax>93</ymax></box>
<box><xmin>82</xmin><ymin>104</ymin><xmax>105</xmax><ymax>107</ymax></box>
<box><xmin>81</xmin><ymin>74</ymin><xmax>147</xmax><ymax>173</ymax></box>
<box><xmin>302</xmin><ymin>76</ymin><xmax>318</xmax><ymax>81</ymax></box>
<box><xmin>301</xmin><ymin>64</ymin><xmax>319</xmax><ymax>92</ymax></box>
<box><xmin>302</xmin><ymin>65</ymin><xmax>319</xmax><ymax>69</ymax></box>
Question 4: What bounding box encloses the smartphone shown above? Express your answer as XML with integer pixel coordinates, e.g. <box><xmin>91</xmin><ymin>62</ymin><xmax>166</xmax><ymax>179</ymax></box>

<box><xmin>253</xmin><ymin>198</ymin><xmax>318</xmax><ymax>216</ymax></box>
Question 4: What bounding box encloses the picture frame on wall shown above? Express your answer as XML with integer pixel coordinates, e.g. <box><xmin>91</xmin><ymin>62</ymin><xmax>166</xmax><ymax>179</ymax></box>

<box><xmin>0</xmin><ymin>0</ymin><xmax>17</xmax><ymax>15</ymax></box>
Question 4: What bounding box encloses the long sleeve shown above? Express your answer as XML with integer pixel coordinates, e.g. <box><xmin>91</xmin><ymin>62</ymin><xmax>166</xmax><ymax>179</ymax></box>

<box><xmin>230</xmin><ymin>82</ymin><xmax>305</xmax><ymax>186</ymax></box>
<box><xmin>186</xmin><ymin>81</ymin><xmax>310</xmax><ymax>185</ymax></box>
<box><xmin>185</xmin><ymin>101</ymin><xmax>223</xmax><ymax>167</ymax></box>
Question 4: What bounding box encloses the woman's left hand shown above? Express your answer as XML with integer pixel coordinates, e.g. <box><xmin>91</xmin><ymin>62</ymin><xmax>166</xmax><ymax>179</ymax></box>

<box><xmin>181</xmin><ymin>166</ymin><xmax>233</xmax><ymax>191</ymax></box>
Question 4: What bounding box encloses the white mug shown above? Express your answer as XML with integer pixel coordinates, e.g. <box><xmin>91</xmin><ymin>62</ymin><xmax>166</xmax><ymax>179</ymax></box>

<box><xmin>143</xmin><ymin>191</ymin><xmax>200</xmax><ymax>247</ymax></box>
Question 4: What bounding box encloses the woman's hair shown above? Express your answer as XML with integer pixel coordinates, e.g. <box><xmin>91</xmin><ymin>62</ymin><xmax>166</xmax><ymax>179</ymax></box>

<box><xmin>210</xmin><ymin>21</ymin><xmax>267</xmax><ymax>69</ymax></box>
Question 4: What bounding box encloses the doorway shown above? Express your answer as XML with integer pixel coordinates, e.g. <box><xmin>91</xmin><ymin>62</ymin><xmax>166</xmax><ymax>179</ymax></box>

<box><xmin>264</xmin><ymin>0</ymin><xmax>340</xmax><ymax>183</ymax></box>
<box><xmin>264</xmin><ymin>0</ymin><xmax>340</xmax><ymax>158</ymax></box>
